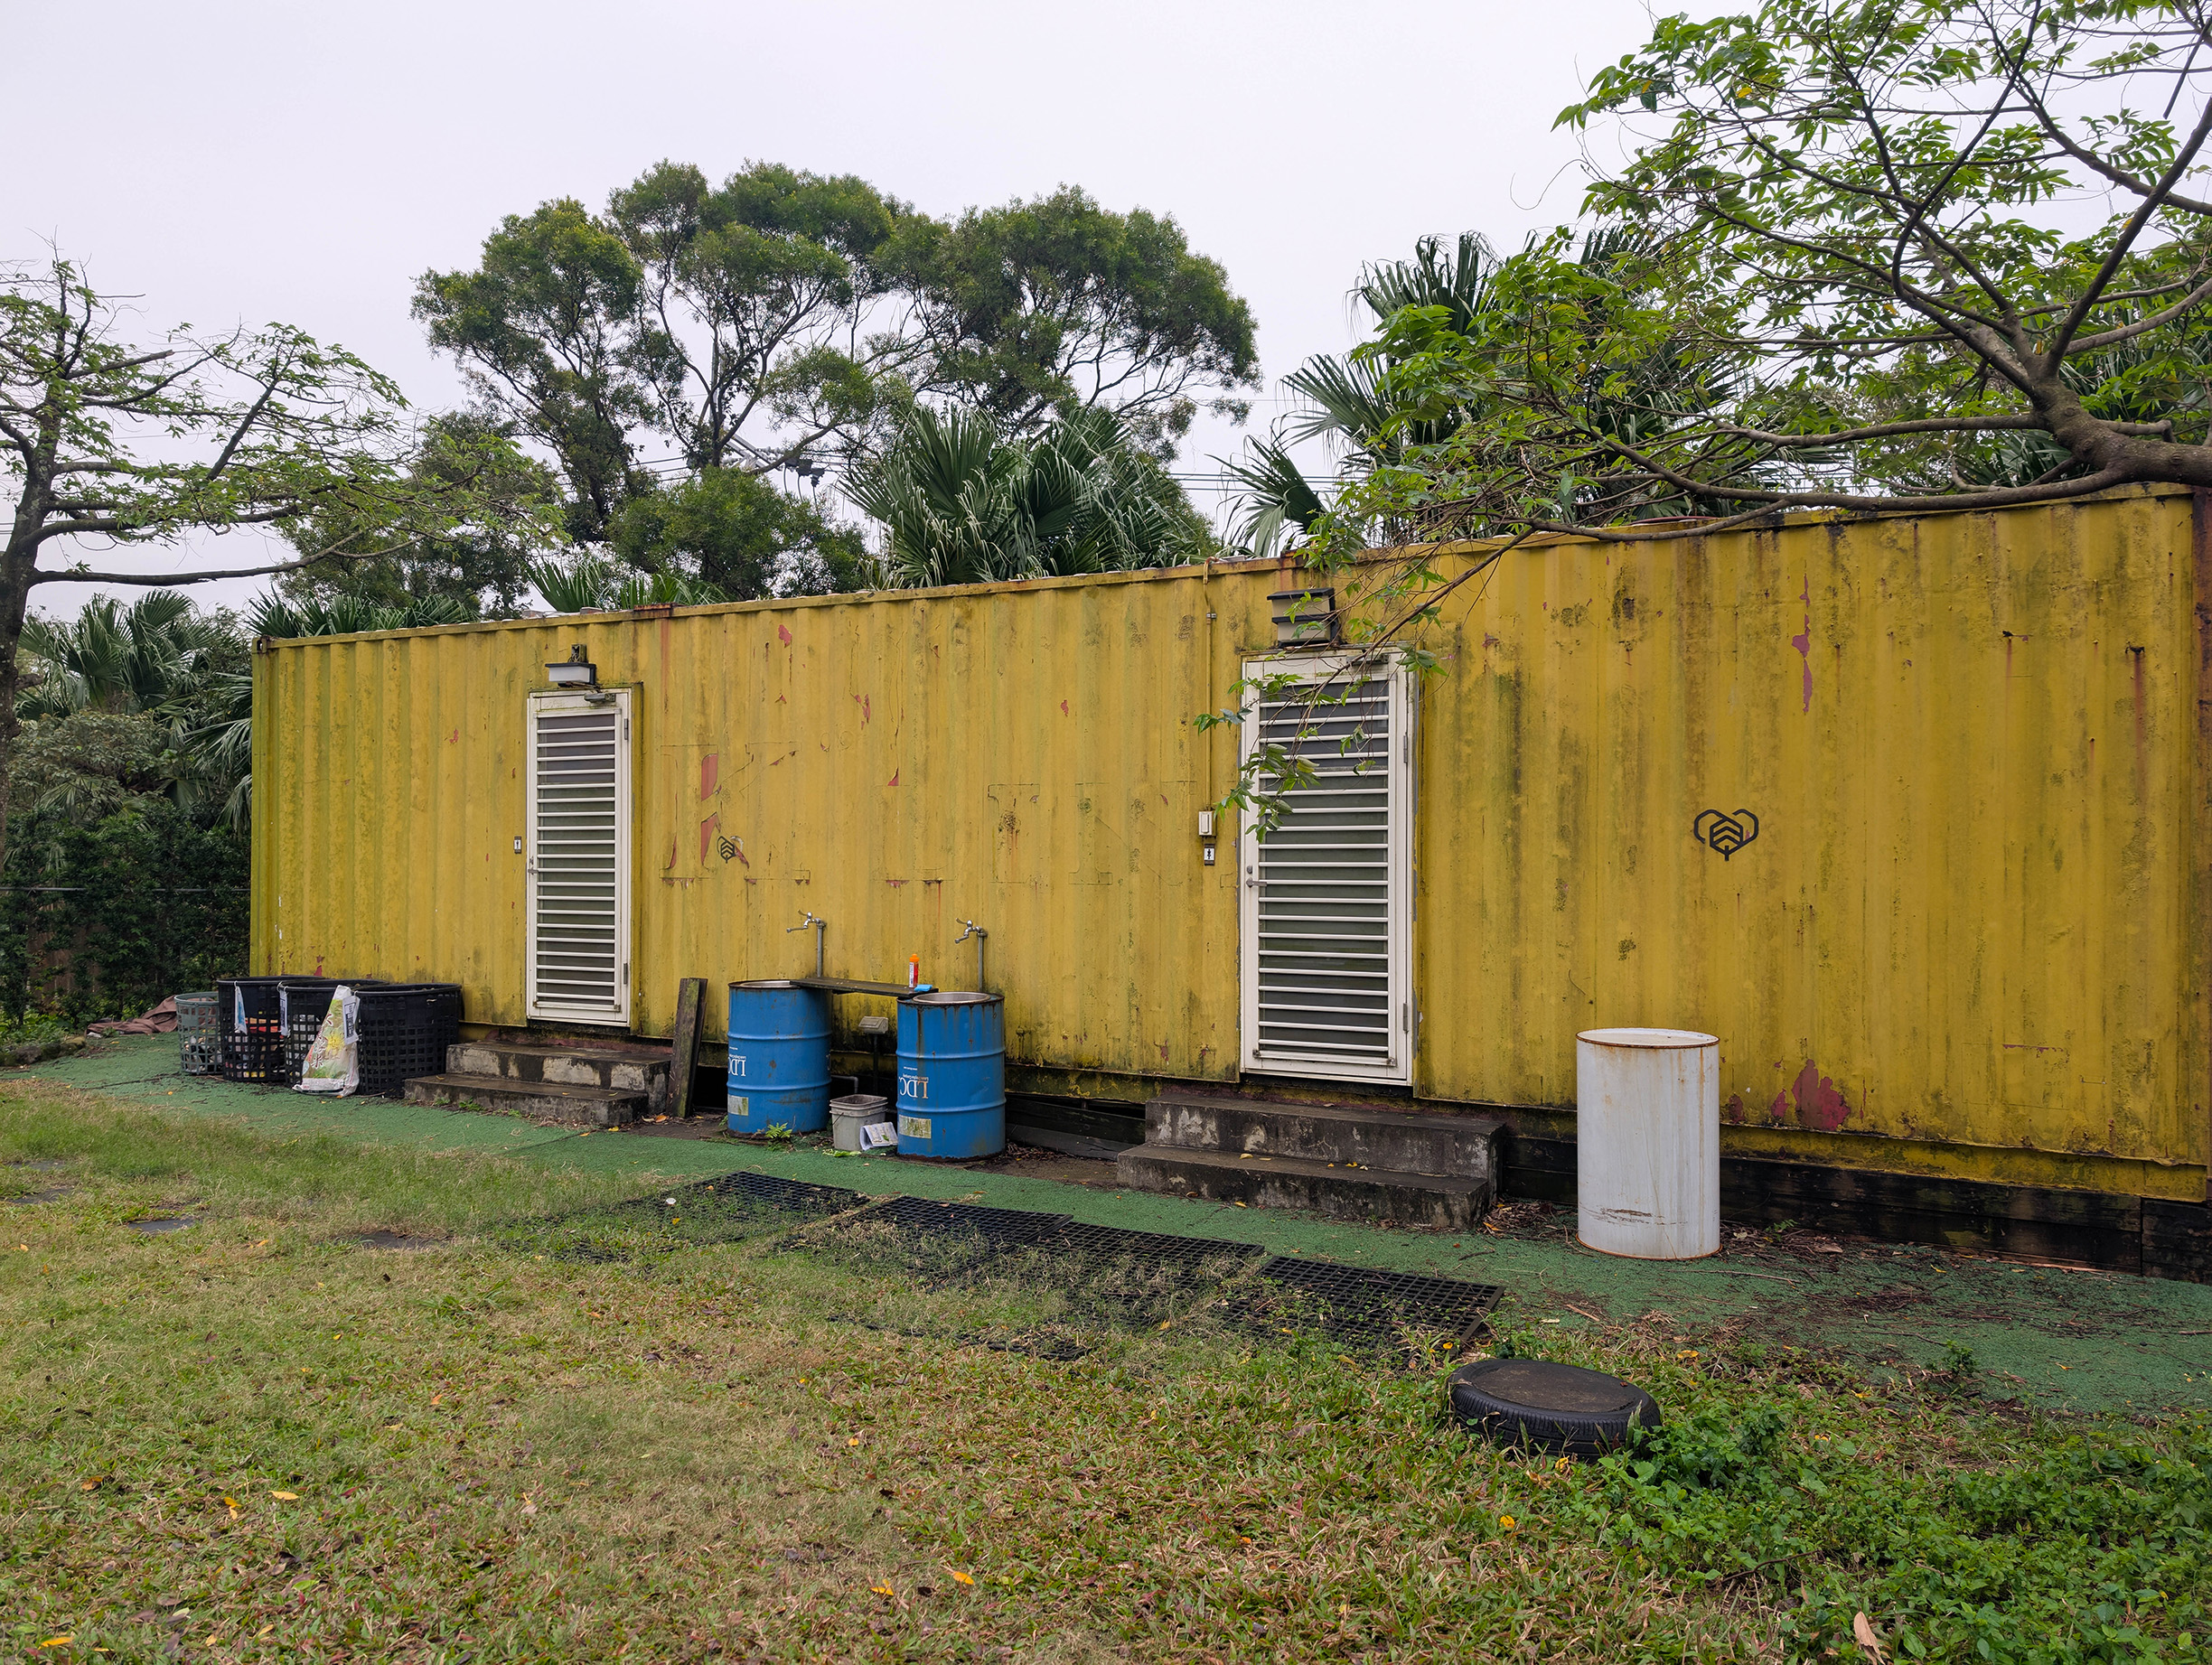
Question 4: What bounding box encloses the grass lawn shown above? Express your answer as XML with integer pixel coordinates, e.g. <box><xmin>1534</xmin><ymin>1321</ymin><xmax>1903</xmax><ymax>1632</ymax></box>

<box><xmin>4</xmin><ymin>1073</ymin><xmax>2209</xmax><ymax>1664</ymax></box>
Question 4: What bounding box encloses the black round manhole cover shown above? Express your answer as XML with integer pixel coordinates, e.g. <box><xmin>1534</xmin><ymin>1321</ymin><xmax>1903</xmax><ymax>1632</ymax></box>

<box><xmin>124</xmin><ymin>1218</ymin><xmax>198</xmax><ymax>1234</ymax></box>
<box><xmin>1448</xmin><ymin>1357</ymin><xmax>1661</xmax><ymax>1455</ymax></box>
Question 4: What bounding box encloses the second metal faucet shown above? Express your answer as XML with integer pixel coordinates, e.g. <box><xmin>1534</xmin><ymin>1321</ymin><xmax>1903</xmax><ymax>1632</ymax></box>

<box><xmin>787</xmin><ymin>912</ymin><xmax>827</xmax><ymax>977</ymax></box>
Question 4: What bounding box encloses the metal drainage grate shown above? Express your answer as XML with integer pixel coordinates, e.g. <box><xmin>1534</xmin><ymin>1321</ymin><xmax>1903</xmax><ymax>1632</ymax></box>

<box><xmin>1233</xmin><ymin>1257</ymin><xmax>1502</xmax><ymax>1346</ymax></box>
<box><xmin>863</xmin><ymin>1195</ymin><xmax>1075</xmax><ymax>1249</ymax></box>
<box><xmin>693</xmin><ymin>1170</ymin><xmax>867</xmax><ymax>1215</ymax></box>
<box><xmin>514</xmin><ymin>1182</ymin><xmax>1504</xmax><ymax>1356</ymax></box>
<box><xmin>1055</xmin><ymin>1219</ymin><xmax>1264</xmax><ymax>1272</ymax></box>
<box><xmin>848</xmin><ymin>1199</ymin><xmax>1263</xmax><ymax>1271</ymax></box>
<box><xmin>520</xmin><ymin>1168</ymin><xmax>866</xmax><ymax>1260</ymax></box>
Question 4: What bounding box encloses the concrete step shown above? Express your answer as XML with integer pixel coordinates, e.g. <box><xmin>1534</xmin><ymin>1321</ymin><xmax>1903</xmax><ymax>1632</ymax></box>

<box><xmin>405</xmin><ymin>1072</ymin><xmax>647</xmax><ymax>1129</ymax></box>
<box><xmin>1114</xmin><ymin>1146</ymin><xmax>1493</xmax><ymax>1230</ymax></box>
<box><xmin>445</xmin><ymin>1040</ymin><xmax>670</xmax><ymax>1115</ymax></box>
<box><xmin>1145</xmin><ymin>1090</ymin><xmax>1503</xmax><ymax>1183</ymax></box>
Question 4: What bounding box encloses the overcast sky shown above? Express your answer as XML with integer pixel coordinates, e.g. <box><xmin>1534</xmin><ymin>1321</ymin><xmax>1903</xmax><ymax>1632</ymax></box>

<box><xmin>7</xmin><ymin>0</ymin><xmax>1663</xmax><ymax>617</ymax></box>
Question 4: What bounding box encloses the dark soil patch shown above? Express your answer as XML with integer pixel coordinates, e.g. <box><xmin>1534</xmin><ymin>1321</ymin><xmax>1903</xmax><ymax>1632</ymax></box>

<box><xmin>1824</xmin><ymin>1287</ymin><xmax>1936</xmax><ymax>1313</ymax></box>
<box><xmin>351</xmin><ymin>1230</ymin><xmax>444</xmax><ymax>1250</ymax></box>
<box><xmin>623</xmin><ymin>1117</ymin><xmax>742</xmax><ymax>1142</ymax></box>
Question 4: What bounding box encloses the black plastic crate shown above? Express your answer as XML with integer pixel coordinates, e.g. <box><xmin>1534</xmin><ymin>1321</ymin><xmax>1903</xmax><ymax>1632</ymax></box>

<box><xmin>352</xmin><ymin>984</ymin><xmax>463</xmax><ymax>1097</ymax></box>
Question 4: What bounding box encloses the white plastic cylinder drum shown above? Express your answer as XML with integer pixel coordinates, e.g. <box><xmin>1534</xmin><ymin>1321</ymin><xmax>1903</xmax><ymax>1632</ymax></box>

<box><xmin>1576</xmin><ymin>1027</ymin><xmax>1720</xmax><ymax>1259</ymax></box>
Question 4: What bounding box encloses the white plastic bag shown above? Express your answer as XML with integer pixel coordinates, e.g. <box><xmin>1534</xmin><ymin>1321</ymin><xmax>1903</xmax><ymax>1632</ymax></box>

<box><xmin>294</xmin><ymin>985</ymin><xmax>360</xmax><ymax>1096</ymax></box>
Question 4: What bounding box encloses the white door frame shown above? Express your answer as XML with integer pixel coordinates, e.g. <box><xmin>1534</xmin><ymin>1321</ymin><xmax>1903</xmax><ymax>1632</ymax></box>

<box><xmin>1237</xmin><ymin>653</ymin><xmax>1413</xmax><ymax>1085</ymax></box>
<box><xmin>525</xmin><ymin>688</ymin><xmax>633</xmax><ymax>1025</ymax></box>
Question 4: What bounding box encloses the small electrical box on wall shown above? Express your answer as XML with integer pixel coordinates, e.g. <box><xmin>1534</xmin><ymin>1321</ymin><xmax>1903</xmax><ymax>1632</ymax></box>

<box><xmin>1198</xmin><ymin>809</ymin><xmax>1217</xmax><ymax>865</ymax></box>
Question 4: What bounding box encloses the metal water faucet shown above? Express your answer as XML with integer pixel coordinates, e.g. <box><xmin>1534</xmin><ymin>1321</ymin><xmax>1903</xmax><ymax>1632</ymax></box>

<box><xmin>787</xmin><ymin>912</ymin><xmax>827</xmax><ymax>977</ymax></box>
<box><xmin>954</xmin><ymin>918</ymin><xmax>989</xmax><ymax>990</ymax></box>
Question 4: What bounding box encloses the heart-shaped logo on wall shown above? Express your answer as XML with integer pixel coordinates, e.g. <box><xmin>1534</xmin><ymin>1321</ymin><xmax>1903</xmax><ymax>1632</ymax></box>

<box><xmin>1693</xmin><ymin>809</ymin><xmax>1760</xmax><ymax>861</ymax></box>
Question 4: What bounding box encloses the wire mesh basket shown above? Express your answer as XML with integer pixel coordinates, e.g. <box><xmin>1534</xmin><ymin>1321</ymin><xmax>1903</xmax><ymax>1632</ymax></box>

<box><xmin>175</xmin><ymin>991</ymin><xmax>219</xmax><ymax>1075</ymax></box>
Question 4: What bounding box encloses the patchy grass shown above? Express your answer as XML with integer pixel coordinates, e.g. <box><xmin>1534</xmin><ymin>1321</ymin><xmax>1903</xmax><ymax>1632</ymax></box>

<box><xmin>3</xmin><ymin>1079</ymin><xmax>2208</xmax><ymax>1663</ymax></box>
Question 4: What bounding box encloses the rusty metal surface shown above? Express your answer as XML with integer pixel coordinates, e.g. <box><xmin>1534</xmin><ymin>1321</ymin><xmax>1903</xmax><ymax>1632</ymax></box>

<box><xmin>254</xmin><ymin>490</ymin><xmax>2209</xmax><ymax>1190</ymax></box>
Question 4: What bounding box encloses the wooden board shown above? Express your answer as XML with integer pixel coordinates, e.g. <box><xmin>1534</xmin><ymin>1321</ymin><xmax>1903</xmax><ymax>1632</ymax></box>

<box><xmin>2143</xmin><ymin>1197</ymin><xmax>2212</xmax><ymax>1282</ymax></box>
<box><xmin>667</xmin><ymin>977</ymin><xmax>706</xmax><ymax>1120</ymax></box>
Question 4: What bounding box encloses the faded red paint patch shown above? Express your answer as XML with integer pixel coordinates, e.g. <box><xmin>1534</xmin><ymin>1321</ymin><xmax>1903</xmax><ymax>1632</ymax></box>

<box><xmin>855</xmin><ymin>693</ymin><xmax>871</xmax><ymax>723</ymax></box>
<box><xmin>699</xmin><ymin>753</ymin><xmax>718</xmax><ymax>800</ymax></box>
<box><xmin>699</xmin><ymin>812</ymin><xmax>720</xmax><ymax>865</ymax></box>
<box><xmin>1784</xmin><ymin>1060</ymin><xmax>1851</xmax><ymax>1132</ymax></box>
<box><xmin>888</xmin><ymin>770</ymin><xmax>899</xmax><ymax>787</ymax></box>
<box><xmin>776</xmin><ymin>622</ymin><xmax>792</xmax><ymax>646</ymax></box>
<box><xmin>1723</xmin><ymin>1091</ymin><xmax>1746</xmax><ymax>1124</ymax></box>
<box><xmin>448</xmin><ymin>728</ymin><xmax>460</xmax><ymax>744</ymax></box>
<box><xmin>1060</xmin><ymin>699</ymin><xmax>1070</xmax><ymax>716</ymax></box>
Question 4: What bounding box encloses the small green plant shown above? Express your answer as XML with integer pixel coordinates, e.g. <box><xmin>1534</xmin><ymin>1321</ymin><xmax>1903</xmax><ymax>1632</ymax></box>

<box><xmin>1938</xmin><ymin>1338</ymin><xmax>1978</xmax><ymax>1384</ymax></box>
<box><xmin>1762</xmin><ymin>1217</ymin><xmax>1797</xmax><ymax>1243</ymax></box>
<box><xmin>763</xmin><ymin>1122</ymin><xmax>793</xmax><ymax>1144</ymax></box>
<box><xmin>0</xmin><ymin>1009</ymin><xmax>72</xmax><ymax>1046</ymax></box>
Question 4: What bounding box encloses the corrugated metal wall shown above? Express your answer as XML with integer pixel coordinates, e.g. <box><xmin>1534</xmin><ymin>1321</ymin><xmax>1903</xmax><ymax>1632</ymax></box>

<box><xmin>253</xmin><ymin>487</ymin><xmax>2209</xmax><ymax>1191</ymax></box>
<box><xmin>255</xmin><ymin>567</ymin><xmax>1257</xmax><ymax>1082</ymax></box>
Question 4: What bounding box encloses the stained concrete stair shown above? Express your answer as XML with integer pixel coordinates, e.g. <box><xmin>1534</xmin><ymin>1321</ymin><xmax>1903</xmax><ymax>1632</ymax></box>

<box><xmin>1115</xmin><ymin>1090</ymin><xmax>1504</xmax><ymax>1229</ymax></box>
<box><xmin>403</xmin><ymin>1037</ymin><xmax>670</xmax><ymax>1128</ymax></box>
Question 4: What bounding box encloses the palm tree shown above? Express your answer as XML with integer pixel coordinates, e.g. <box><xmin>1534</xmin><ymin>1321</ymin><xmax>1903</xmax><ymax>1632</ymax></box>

<box><xmin>15</xmin><ymin>591</ymin><xmax>221</xmax><ymax>719</ymax></box>
<box><xmin>245</xmin><ymin>593</ymin><xmax>474</xmax><ymax>640</ymax></box>
<box><xmin>520</xmin><ymin>557</ymin><xmax>729</xmax><ymax>613</ymax></box>
<box><xmin>847</xmin><ymin>407</ymin><xmax>1209</xmax><ymax>588</ymax></box>
<box><xmin>1221</xmin><ymin>229</ymin><xmax>1746</xmax><ymax>548</ymax></box>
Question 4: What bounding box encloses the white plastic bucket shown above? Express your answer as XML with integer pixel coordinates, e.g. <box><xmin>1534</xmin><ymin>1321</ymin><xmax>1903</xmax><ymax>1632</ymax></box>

<box><xmin>830</xmin><ymin>1093</ymin><xmax>893</xmax><ymax>1153</ymax></box>
<box><xmin>1576</xmin><ymin>1028</ymin><xmax>1720</xmax><ymax>1259</ymax></box>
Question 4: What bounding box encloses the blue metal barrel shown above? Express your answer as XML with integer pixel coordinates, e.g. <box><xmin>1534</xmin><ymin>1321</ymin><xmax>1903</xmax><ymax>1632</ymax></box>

<box><xmin>895</xmin><ymin>991</ymin><xmax>1005</xmax><ymax>1158</ymax></box>
<box><xmin>726</xmin><ymin>981</ymin><xmax>831</xmax><ymax>1135</ymax></box>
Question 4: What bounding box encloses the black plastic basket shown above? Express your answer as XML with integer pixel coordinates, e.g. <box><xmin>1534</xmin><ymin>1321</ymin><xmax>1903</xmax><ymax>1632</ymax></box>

<box><xmin>353</xmin><ymin>984</ymin><xmax>464</xmax><ymax>1097</ymax></box>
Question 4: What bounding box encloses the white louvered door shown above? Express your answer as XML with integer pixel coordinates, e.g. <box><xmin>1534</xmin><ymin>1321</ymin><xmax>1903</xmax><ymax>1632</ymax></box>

<box><xmin>526</xmin><ymin>689</ymin><xmax>633</xmax><ymax>1024</ymax></box>
<box><xmin>1238</xmin><ymin>659</ymin><xmax>1412</xmax><ymax>1084</ymax></box>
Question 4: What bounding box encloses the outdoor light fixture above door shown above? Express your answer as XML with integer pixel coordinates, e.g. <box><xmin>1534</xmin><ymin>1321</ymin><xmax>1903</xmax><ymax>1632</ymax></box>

<box><xmin>546</xmin><ymin>644</ymin><xmax>597</xmax><ymax>688</ymax></box>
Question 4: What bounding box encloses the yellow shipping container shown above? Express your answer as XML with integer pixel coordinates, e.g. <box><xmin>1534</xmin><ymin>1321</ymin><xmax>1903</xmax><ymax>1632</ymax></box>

<box><xmin>254</xmin><ymin>486</ymin><xmax>2211</xmax><ymax>1202</ymax></box>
